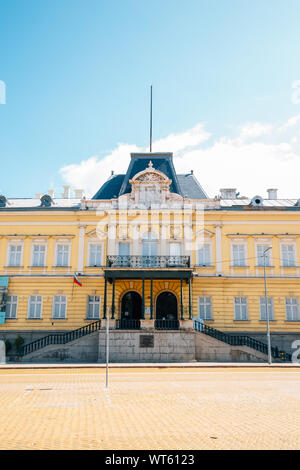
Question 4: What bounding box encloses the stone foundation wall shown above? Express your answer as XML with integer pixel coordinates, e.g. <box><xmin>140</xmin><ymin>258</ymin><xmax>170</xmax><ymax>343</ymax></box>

<box><xmin>98</xmin><ymin>330</ymin><xmax>196</xmax><ymax>363</ymax></box>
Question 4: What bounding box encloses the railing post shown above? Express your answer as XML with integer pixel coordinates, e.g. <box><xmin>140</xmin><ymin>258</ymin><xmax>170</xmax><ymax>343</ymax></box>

<box><xmin>180</xmin><ymin>279</ymin><xmax>184</xmax><ymax>321</ymax></box>
<box><xmin>142</xmin><ymin>278</ymin><xmax>145</xmax><ymax>320</ymax></box>
<box><xmin>188</xmin><ymin>278</ymin><xmax>192</xmax><ymax>320</ymax></box>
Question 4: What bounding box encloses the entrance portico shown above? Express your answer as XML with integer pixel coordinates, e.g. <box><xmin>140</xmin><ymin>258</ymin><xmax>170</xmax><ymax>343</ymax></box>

<box><xmin>103</xmin><ymin>262</ymin><xmax>193</xmax><ymax>329</ymax></box>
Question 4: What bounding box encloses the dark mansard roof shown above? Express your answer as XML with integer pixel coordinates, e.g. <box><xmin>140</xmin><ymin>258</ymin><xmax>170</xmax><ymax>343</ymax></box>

<box><xmin>92</xmin><ymin>152</ymin><xmax>208</xmax><ymax>200</ymax></box>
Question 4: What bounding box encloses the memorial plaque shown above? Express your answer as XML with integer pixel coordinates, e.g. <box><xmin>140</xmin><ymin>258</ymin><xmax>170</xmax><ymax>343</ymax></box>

<box><xmin>139</xmin><ymin>335</ymin><xmax>154</xmax><ymax>348</ymax></box>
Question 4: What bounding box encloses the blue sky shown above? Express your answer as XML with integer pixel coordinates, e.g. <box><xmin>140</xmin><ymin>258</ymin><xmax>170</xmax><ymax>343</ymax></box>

<box><xmin>1</xmin><ymin>0</ymin><xmax>300</xmax><ymax>198</ymax></box>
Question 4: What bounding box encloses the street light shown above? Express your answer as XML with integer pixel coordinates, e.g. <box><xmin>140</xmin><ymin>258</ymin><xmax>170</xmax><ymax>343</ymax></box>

<box><xmin>263</xmin><ymin>247</ymin><xmax>272</xmax><ymax>364</ymax></box>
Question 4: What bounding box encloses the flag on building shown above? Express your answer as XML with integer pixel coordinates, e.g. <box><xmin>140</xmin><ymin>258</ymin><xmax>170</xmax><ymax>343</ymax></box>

<box><xmin>73</xmin><ymin>273</ymin><xmax>82</xmax><ymax>287</ymax></box>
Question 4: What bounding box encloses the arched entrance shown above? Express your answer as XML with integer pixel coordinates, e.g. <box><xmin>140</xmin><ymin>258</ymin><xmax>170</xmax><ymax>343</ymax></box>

<box><xmin>156</xmin><ymin>292</ymin><xmax>178</xmax><ymax>321</ymax></box>
<box><xmin>121</xmin><ymin>291</ymin><xmax>142</xmax><ymax>320</ymax></box>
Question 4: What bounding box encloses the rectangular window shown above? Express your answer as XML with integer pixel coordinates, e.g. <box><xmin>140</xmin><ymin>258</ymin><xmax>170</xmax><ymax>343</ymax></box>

<box><xmin>118</xmin><ymin>242</ymin><xmax>130</xmax><ymax>256</ymax></box>
<box><xmin>89</xmin><ymin>244</ymin><xmax>102</xmax><ymax>266</ymax></box>
<box><xmin>259</xmin><ymin>297</ymin><xmax>274</xmax><ymax>321</ymax></box>
<box><xmin>5</xmin><ymin>295</ymin><xmax>18</xmax><ymax>319</ymax></box>
<box><xmin>32</xmin><ymin>244</ymin><xmax>46</xmax><ymax>267</ymax></box>
<box><xmin>285</xmin><ymin>297</ymin><xmax>300</xmax><ymax>321</ymax></box>
<box><xmin>281</xmin><ymin>245</ymin><xmax>296</xmax><ymax>267</ymax></box>
<box><xmin>169</xmin><ymin>243</ymin><xmax>182</xmax><ymax>256</ymax></box>
<box><xmin>232</xmin><ymin>245</ymin><xmax>246</xmax><ymax>267</ymax></box>
<box><xmin>256</xmin><ymin>245</ymin><xmax>272</xmax><ymax>267</ymax></box>
<box><xmin>198</xmin><ymin>297</ymin><xmax>212</xmax><ymax>320</ymax></box>
<box><xmin>234</xmin><ymin>297</ymin><xmax>248</xmax><ymax>321</ymax></box>
<box><xmin>28</xmin><ymin>295</ymin><xmax>42</xmax><ymax>319</ymax></box>
<box><xmin>87</xmin><ymin>295</ymin><xmax>100</xmax><ymax>319</ymax></box>
<box><xmin>8</xmin><ymin>245</ymin><xmax>22</xmax><ymax>267</ymax></box>
<box><xmin>56</xmin><ymin>245</ymin><xmax>70</xmax><ymax>267</ymax></box>
<box><xmin>52</xmin><ymin>296</ymin><xmax>67</xmax><ymax>319</ymax></box>
<box><xmin>197</xmin><ymin>244</ymin><xmax>211</xmax><ymax>266</ymax></box>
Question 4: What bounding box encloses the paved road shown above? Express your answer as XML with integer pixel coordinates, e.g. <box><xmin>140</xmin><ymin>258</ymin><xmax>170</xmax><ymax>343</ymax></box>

<box><xmin>0</xmin><ymin>367</ymin><xmax>299</xmax><ymax>450</ymax></box>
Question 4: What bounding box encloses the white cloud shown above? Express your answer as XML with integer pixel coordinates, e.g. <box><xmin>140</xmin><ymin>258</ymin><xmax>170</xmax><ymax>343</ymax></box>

<box><xmin>59</xmin><ymin>116</ymin><xmax>300</xmax><ymax>199</ymax></box>
<box><xmin>279</xmin><ymin>114</ymin><xmax>300</xmax><ymax>131</ymax></box>
<box><xmin>239</xmin><ymin>122</ymin><xmax>273</xmax><ymax>141</ymax></box>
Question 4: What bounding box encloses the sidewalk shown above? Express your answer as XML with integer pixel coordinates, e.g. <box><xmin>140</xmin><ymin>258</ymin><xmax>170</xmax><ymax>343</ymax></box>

<box><xmin>1</xmin><ymin>361</ymin><xmax>300</xmax><ymax>369</ymax></box>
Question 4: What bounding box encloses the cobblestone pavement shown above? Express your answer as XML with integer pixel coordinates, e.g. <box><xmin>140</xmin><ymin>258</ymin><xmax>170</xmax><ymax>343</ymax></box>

<box><xmin>0</xmin><ymin>367</ymin><xmax>299</xmax><ymax>450</ymax></box>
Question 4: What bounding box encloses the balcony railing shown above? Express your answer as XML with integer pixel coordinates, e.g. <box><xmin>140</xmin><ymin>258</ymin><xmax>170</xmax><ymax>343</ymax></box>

<box><xmin>107</xmin><ymin>255</ymin><xmax>190</xmax><ymax>269</ymax></box>
<box><xmin>155</xmin><ymin>319</ymin><xmax>180</xmax><ymax>330</ymax></box>
<box><xmin>116</xmin><ymin>319</ymin><xmax>141</xmax><ymax>330</ymax></box>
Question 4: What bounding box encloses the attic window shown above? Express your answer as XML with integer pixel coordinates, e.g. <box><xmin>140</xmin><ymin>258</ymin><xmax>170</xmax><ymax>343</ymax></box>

<box><xmin>0</xmin><ymin>195</ymin><xmax>7</xmax><ymax>208</ymax></box>
<box><xmin>40</xmin><ymin>194</ymin><xmax>53</xmax><ymax>207</ymax></box>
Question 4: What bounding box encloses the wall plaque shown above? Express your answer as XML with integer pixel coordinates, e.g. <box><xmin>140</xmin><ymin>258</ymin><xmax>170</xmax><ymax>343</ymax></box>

<box><xmin>139</xmin><ymin>335</ymin><xmax>154</xmax><ymax>348</ymax></box>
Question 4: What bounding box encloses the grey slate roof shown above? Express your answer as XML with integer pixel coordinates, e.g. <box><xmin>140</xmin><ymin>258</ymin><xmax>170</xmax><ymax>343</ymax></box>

<box><xmin>92</xmin><ymin>152</ymin><xmax>208</xmax><ymax>200</ymax></box>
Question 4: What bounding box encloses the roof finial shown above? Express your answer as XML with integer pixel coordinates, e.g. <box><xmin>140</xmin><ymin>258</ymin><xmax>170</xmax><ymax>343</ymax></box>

<box><xmin>148</xmin><ymin>160</ymin><xmax>153</xmax><ymax>168</ymax></box>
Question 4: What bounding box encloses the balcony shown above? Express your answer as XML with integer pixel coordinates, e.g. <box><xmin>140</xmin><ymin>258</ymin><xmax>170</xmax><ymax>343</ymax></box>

<box><xmin>106</xmin><ymin>255</ymin><xmax>190</xmax><ymax>269</ymax></box>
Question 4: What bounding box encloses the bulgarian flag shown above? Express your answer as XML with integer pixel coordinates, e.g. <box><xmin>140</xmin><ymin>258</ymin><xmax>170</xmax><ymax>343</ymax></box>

<box><xmin>73</xmin><ymin>273</ymin><xmax>82</xmax><ymax>287</ymax></box>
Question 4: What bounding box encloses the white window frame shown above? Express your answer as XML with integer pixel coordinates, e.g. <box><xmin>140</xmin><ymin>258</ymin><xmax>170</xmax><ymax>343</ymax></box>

<box><xmin>86</xmin><ymin>295</ymin><xmax>101</xmax><ymax>319</ymax></box>
<box><xmin>88</xmin><ymin>242</ymin><xmax>103</xmax><ymax>267</ymax></box>
<box><xmin>285</xmin><ymin>297</ymin><xmax>300</xmax><ymax>321</ymax></box>
<box><xmin>198</xmin><ymin>296</ymin><xmax>213</xmax><ymax>320</ymax></box>
<box><xmin>31</xmin><ymin>242</ymin><xmax>47</xmax><ymax>267</ymax></box>
<box><xmin>231</xmin><ymin>243</ymin><xmax>247</xmax><ymax>267</ymax></box>
<box><xmin>5</xmin><ymin>295</ymin><xmax>18</xmax><ymax>319</ymax></box>
<box><xmin>52</xmin><ymin>295</ymin><xmax>67</xmax><ymax>319</ymax></box>
<box><xmin>28</xmin><ymin>295</ymin><xmax>43</xmax><ymax>319</ymax></box>
<box><xmin>197</xmin><ymin>243</ymin><xmax>212</xmax><ymax>266</ymax></box>
<box><xmin>259</xmin><ymin>297</ymin><xmax>274</xmax><ymax>321</ymax></box>
<box><xmin>280</xmin><ymin>243</ymin><xmax>297</xmax><ymax>267</ymax></box>
<box><xmin>7</xmin><ymin>242</ymin><xmax>23</xmax><ymax>267</ymax></box>
<box><xmin>169</xmin><ymin>242</ymin><xmax>182</xmax><ymax>256</ymax></box>
<box><xmin>234</xmin><ymin>297</ymin><xmax>249</xmax><ymax>321</ymax></box>
<box><xmin>256</xmin><ymin>244</ymin><xmax>272</xmax><ymax>267</ymax></box>
<box><xmin>55</xmin><ymin>242</ymin><xmax>71</xmax><ymax>267</ymax></box>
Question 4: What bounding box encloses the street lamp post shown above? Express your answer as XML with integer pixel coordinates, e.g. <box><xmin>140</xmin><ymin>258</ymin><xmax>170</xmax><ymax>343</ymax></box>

<box><xmin>263</xmin><ymin>247</ymin><xmax>272</xmax><ymax>364</ymax></box>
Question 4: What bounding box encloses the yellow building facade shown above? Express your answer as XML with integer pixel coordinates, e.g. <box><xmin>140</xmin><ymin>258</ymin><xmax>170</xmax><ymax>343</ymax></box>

<box><xmin>0</xmin><ymin>153</ymin><xmax>300</xmax><ymax>357</ymax></box>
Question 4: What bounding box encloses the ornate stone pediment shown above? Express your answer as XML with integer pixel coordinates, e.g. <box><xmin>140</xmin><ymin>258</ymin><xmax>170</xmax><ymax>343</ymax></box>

<box><xmin>127</xmin><ymin>161</ymin><xmax>176</xmax><ymax>206</ymax></box>
<box><xmin>129</xmin><ymin>161</ymin><xmax>171</xmax><ymax>185</ymax></box>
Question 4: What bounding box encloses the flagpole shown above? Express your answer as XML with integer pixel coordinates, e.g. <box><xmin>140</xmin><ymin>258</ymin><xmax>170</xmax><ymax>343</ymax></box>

<box><xmin>150</xmin><ymin>85</ymin><xmax>152</xmax><ymax>153</ymax></box>
<box><xmin>106</xmin><ymin>307</ymin><xmax>110</xmax><ymax>389</ymax></box>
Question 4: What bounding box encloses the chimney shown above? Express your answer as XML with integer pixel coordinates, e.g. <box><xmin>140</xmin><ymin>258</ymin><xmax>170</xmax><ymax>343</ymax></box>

<box><xmin>74</xmin><ymin>189</ymin><xmax>84</xmax><ymax>199</ymax></box>
<box><xmin>62</xmin><ymin>185</ymin><xmax>71</xmax><ymax>198</ymax></box>
<box><xmin>267</xmin><ymin>188</ymin><xmax>278</xmax><ymax>199</ymax></box>
<box><xmin>220</xmin><ymin>188</ymin><xmax>237</xmax><ymax>199</ymax></box>
<box><xmin>48</xmin><ymin>189</ymin><xmax>55</xmax><ymax>198</ymax></box>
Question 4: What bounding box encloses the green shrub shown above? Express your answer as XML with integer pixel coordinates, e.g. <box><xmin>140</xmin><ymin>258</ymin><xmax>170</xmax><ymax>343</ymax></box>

<box><xmin>4</xmin><ymin>339</ymin><xmax>12</xmax><ymax>353</ymax></box>
<box><xmin>14</xmin><ymin>335</ymin><xmax>24</xmax><ymax>353</ymax></box>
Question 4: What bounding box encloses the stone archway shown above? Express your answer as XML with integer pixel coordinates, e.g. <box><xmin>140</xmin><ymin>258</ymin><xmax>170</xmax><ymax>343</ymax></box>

<box><xmin>121</xmin><ymin>291</ymin><xmax>142</xmax><ymax>320</ymax></box>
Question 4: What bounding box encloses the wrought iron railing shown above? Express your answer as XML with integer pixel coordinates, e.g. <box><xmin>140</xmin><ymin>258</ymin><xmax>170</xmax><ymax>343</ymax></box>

<box><xmin>193</xmin><ymin>319</ymin><xmax>292</xmax><ymax>362</ymax></box>
<box><xmin>20</xmin><ymin>320</ymin><xmax>101</xmax><ymax>357</ymax></box>
<box><xmin>116</xmin><ymin>319</ymin><xmax>141</xmax><ymax>330</ymax></box>
<box><xmin>155</xmin><ymin>319</ymin><xmax>180</xmax><ymax>330</ymax></box>
<box><xmin>107</xmin><ymin>255</ymin><xmax>190</xmax><ymax>269</ymax></box>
